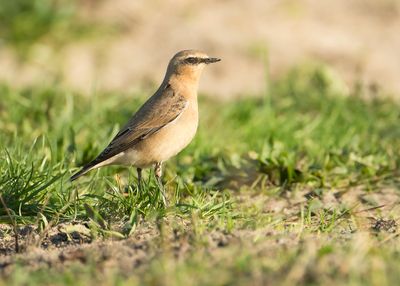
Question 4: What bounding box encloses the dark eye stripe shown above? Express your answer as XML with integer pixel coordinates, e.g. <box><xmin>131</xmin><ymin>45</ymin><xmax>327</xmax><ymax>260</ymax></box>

<box><xmin>185</xmin><ymin>57</ymin><xmax>199</xmax><ymax>65</ymax></box>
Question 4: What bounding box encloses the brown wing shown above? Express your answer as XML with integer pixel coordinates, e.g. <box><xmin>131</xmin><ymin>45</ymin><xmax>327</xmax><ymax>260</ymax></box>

<box><xmin>72</xmin><ymin>85</ymin><xmax>187</xmax><ymax>178</ymax></box>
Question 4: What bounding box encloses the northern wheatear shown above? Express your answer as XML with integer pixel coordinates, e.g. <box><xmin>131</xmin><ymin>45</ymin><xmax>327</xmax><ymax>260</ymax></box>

<box><xmin>70</xmin><ymin>50</ymin><xmax>220</xmax><ymax>202</ymax></box>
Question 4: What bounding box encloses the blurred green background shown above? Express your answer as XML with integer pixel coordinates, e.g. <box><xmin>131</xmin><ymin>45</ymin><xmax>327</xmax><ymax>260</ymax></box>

<box><xmin>1</xmin><ymin>0</ymin><xmax>400</xmax><ymax>98</ymax></box>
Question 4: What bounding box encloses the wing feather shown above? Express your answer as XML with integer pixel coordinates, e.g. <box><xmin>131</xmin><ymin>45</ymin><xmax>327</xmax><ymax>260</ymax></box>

<box><xmin>81</xmin><ymin>85</ymin><xmax>187</xmax><ymax>169</ymax></box>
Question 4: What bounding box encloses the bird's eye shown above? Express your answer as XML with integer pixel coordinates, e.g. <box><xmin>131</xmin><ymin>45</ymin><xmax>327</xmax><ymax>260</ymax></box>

<box><xmin>185</xmin><ymin>57</ymin><xmax>198</xmax><ymax>64</ymax></box>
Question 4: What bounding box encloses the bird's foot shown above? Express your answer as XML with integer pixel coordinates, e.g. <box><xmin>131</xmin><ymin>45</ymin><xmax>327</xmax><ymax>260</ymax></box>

<box><xmin>155</xmin><ymin>178</ymin><xmax>167</xmax><ymax>206</ymax></box>
<box><xmin>154</xmin><ymin>162</ymin><xmax>167</xmax><ymax>206</ymax></box>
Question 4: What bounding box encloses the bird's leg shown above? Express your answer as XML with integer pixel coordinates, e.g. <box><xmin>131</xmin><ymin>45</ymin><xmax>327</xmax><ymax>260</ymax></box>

<box><xmin>154</xmin><ymin>162</ymin><xmax>167</xmax><ymax>206</ymax></box>
<box><xmin>137</xmin><ymin>168</ymin><xmax>142</xmax><ymax>191</ymax></box>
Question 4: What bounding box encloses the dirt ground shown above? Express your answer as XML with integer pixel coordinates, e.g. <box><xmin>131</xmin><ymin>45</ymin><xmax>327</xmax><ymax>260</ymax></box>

<box><xmin>0</xmin><ymin>0</ymin><xmax>400</xmax><ymax>98</ymax></box>
<box><xmin>0</xmin><ymin>220</ymin><xmax>240</xmax><ymax>277</ymax></box>
<box><xmin>0</xmin><ymin>185</ymin><xmax>398</xmax><ymax>278</ymax></box>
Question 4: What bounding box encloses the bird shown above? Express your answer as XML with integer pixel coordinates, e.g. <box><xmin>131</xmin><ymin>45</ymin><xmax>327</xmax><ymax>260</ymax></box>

<box><xmin>70</xmin><ymin>50</ymin><xmax>220</xmax><ymax>203</ymax></box>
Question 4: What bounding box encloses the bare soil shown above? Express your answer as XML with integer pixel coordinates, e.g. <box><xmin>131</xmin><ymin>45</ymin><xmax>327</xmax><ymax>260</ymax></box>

<box><xmin>0</xmin><ymin>220</ymin><xmax>240</xmax><ymax>278</ymax></box>
<box><xmin>1</xmin><ymin>186</ymin><xmax>398</xmax><ymax>278</ymax></box>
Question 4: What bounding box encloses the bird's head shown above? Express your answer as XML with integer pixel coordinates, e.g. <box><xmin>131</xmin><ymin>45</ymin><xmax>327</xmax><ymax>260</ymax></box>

<box><xmin>166</xmin><ymin>50</ymin><xmax>220</xmax><ymax>83</ymax></box>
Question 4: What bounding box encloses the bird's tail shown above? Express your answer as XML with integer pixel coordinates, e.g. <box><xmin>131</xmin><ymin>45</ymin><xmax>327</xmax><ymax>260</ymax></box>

<box><xmin>70</xmin><ymin>165</ymin><xmax>94</xmax><ymax>181</ymax></box>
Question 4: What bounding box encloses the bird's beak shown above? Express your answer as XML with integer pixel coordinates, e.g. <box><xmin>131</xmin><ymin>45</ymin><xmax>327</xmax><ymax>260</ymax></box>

<box><xmin>204</xmin><ymin>57</ymin><xmax>221</xmax><ymax>64</ymax></box>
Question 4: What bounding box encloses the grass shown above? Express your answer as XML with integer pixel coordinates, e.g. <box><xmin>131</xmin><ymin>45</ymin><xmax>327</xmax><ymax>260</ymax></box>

<box><xmin>0</xmin><ymin>65</ymin><xmax>400</xmax><ymax>285</ymax></box>
<box><xmin>0</xmin><ymin>0</ymin><xmax>105</xmax><ymax>60</ymax></box>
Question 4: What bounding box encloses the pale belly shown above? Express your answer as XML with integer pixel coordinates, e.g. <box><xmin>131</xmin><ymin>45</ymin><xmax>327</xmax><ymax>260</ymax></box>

<box><xmin>110</xmin><ymin>104</ymin><xmax>198</xmax><ymax>168</ymax></box>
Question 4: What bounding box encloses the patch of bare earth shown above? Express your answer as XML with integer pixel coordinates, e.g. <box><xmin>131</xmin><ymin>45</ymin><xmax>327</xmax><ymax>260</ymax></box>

<box><xmin>0</xmin><ymin>220</ymin><xmax>239</xmax><ymax>277</ymax></box>
<box><xmin>1</xmin><ymin>183</ymin><xmax>399</xmax><ymax>278</ymax></box>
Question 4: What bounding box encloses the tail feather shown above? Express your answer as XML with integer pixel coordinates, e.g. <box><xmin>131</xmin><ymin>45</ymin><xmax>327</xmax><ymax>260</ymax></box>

<box><xmin>70</xmin><ymin>165</ymin><xmax>94</xmax><ymax>181</ymax></box>
<box><xmin>70</xmin><ymin>153</ymin><xmax>112</xmax><ymax>181</ymax></box>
